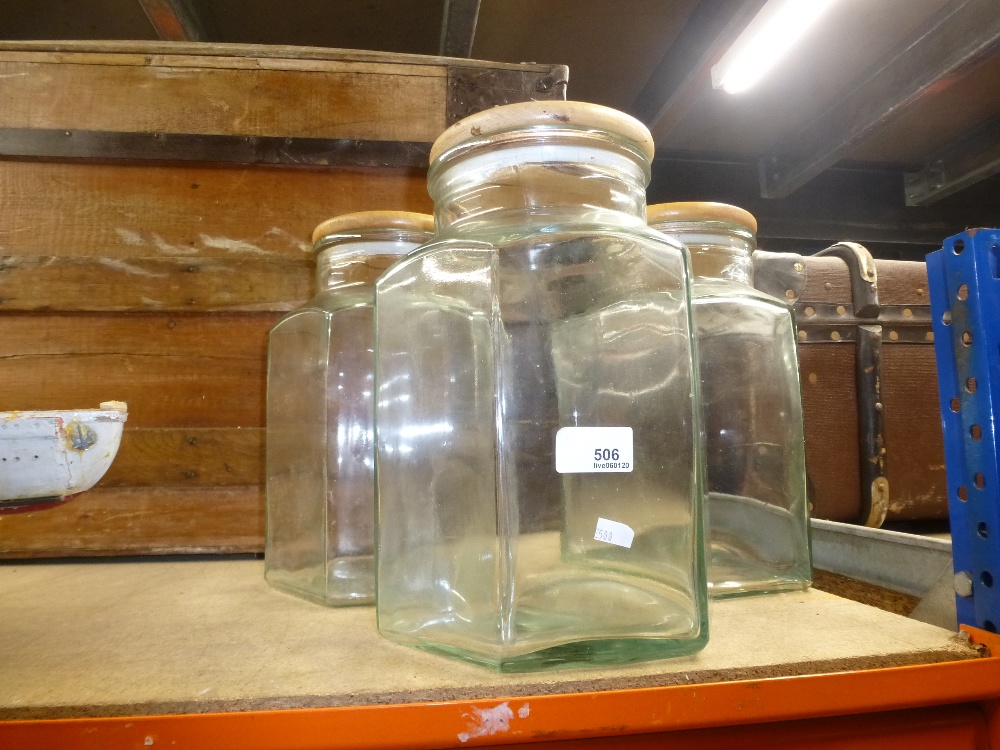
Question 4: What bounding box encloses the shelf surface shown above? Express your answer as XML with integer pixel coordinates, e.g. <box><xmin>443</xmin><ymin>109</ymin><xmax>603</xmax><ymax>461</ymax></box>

<box><xmin>0</xmin><ymin>558</ymin><xmax>980</xmax><ymax>720</ymax></box>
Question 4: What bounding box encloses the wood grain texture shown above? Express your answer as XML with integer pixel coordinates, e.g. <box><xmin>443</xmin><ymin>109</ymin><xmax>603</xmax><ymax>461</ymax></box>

<box><xmin>0</xmin><ymin>486</ymin><xmax>263</xmax><ymax>557</ymax></box>
<box><xmin>0</xmin><ymin>354</ymin><xmax>264</xmax><ymax>428</ymax></box>
<box><xmin>101</xmin><ymin>428</ymin><xmax>263</xmax><ymax>487</ymax></box>
<box><xmin>0</xmin><ymin>255</ymin><xmax>312</xmax><ymax>312</ymax></box>
<box><xmin>0</xmin><ymin>313</ymin><xmax>274</xmax><ymax>427</ymax></box>
<box><xmin>0</xmin><ymin>161</ymin><xmax>432</xmax><ymax>311</ymax></box>
<box><xmin>0</xmin><ymin>39</ymin><xmax>562</xmax><ymax>72</ymax></box>
<box><xmin>0</xmin><ymin>161</ymin><xmax>432</xmax><ymax>260</ymax></box>
<box><xmin>0</xmin><ymin>162</ymin><xmax>432</xmax><ymax>310</ymax></box>
<box><xmin>0</xmin><ymin>59</ymin><xmax>445</xmax><ymax>141</ymax></box>
<box><xmin>0</xmin><ymin>43</ymin><xmax>556</xmax><ymax>558</ymax></box>
<box><xmin>882</xmin><ymin>345</ymin><xmax>948</xmax><ymax>520</ymax></box>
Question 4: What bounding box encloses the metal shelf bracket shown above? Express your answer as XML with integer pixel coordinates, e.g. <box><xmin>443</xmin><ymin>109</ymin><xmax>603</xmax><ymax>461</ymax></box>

<box><xmin>927</xmin><ymin>229</ymin><xmax>1000</xmax><ymax>632</ymax></box>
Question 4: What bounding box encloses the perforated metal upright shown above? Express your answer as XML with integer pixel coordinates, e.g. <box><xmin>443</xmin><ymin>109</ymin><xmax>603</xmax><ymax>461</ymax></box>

<box><xmin>927</xmin><ymin>229</ymin><xmax>1000</xmax><ymax>633</ymax></box>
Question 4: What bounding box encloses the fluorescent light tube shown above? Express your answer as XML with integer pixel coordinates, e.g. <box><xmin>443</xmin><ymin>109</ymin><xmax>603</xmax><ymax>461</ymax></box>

<box><xmin>712</xmin><ymin>0</ymin><xmax>837</xmax><ymax>94</ymax></box>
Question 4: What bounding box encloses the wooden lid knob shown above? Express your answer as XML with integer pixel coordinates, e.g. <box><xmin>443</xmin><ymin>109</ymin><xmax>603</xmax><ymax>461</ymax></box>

<box><xmin>647</xmin><ymin>202</ymin><xmax>757</xmax><ymax>234</ymax></box>
<box><xmin>311</xmin><ymin>211</ymin><xmax>434</xmax><ymax>246</ymax></box>
<box><xmin>429</xmin><ymin>101</ymin><xmax>655</xmax><ymax>164</ymax></box>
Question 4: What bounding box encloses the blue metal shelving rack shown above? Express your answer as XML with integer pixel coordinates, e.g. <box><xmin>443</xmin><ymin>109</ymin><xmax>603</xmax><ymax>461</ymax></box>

<box><xmin>927</xmin><ymin>229</ymin><xmax>1000</xmax><ymax>632</ymax></box>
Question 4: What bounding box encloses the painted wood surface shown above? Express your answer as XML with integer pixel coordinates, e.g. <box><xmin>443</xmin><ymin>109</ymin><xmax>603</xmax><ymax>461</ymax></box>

<box><xmin>0</xmin><ymin>404</ymin><xmax>127</xmax><ymax>506</ymax></box>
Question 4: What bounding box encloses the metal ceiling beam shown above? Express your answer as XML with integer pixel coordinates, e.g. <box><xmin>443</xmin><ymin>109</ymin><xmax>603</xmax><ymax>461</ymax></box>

<box><xmin>905</xmin><ymin>114</ymin><xmax>1000</xmax><ymax>205</ymax></box>
<box><xmin>628</xmin><ymin>0</ymin><xmax>766</xmax><ymax>138</ymax></box>
<box><xmin>760</xmin><ymin>0</ymin><xmax>1000</xmax><ymax>200</ymax></box>
<box><xmin>439</xmin><ymin>0</ymin><xmax>481</xmax><ymax>58</ymax></box>
<box><xmin>649</xmin><ymin>153</ymin><xmax>1000</xmax><ymax>258</ymax></box>
<box><xmin>0</xmin><ymin>127</ymin><xmax>431</xmax><ymax>169</ymax></box>
<box><xmin>137</xmin><ymin>0</ymin><xmax>208</xmax><ymax>42</ymax></box>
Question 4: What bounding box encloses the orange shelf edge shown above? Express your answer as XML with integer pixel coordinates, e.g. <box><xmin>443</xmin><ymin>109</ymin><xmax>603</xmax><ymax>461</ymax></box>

<box><xmin>3</xmin><ymin>627</ymin><xmax>998</xmax><ymax>750</ymax></box>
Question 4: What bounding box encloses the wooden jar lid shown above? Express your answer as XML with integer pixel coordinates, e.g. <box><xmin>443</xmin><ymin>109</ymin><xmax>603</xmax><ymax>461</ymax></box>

<box><xmin>311</xmin><ymin>211</ymin><xmax>434</xmax><ymax>246</ymax></box>
<box><xmin>647</xmin><ymin>202</ymin><xmax>758</xmax><ymax>234</ymax></box>
<box><xmin>429</xmin><ymin>101</ymin><xmax>655</xmax><ymax>164</ymax></box>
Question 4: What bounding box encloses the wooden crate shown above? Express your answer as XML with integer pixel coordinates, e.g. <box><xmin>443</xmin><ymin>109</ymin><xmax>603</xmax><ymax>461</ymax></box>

<box><xmin>0</xmin><ymin>41</ymin><xmax>566</xmax><ymax>558</ymax></box>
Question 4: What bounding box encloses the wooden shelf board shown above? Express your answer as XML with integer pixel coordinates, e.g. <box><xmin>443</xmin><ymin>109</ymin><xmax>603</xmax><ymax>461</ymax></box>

<box><xmin>0</xmin><ymin>558</ymin><xmax>980</xmax><ymax>721</ymax></box>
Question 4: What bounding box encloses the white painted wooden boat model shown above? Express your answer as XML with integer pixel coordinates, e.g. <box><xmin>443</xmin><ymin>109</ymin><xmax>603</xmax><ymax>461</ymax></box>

<box><xmin>0</xmin><ymin>402</ymin><xmax>128</xmax><ymax>513</ymax></box>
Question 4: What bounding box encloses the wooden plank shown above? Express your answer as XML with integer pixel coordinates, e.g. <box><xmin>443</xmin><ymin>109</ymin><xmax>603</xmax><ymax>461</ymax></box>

<box><xmin>0</xmin><ymin>60</ymin><xmax>446</xmax><ymax>142</ymax></box>
<box><xmin>0</xmin><ymin>311</ymin><xmax>276</xmax><ymax>358</ymax></box>
<box><xmin>0</xmin><ymin>313</ymin><xmax>273</xmax><ymax>428</ymax></box>
<box><xmin>0</xmin><ymin>42</ymin><xmax>558</xmax><ymax>560</ymax></box>
<box><xmin>0</xmin><ymin>560</ymin><xmax>979</xmax><ymax>718</ymax></box>
<box><xmin>0</xmin><ymin>255</ymin><xmax>311</xmax><ymax>312</ymax></box>
<box><xmin>0</xmin><ymin>353</ymin><xmax>264</xmax><ymax>428</ymax></box>
<box><xmin>0</xmin><ymin>51</ymin><xmax>449</xmax><ymax>77</ymax></box>
<box><xmin>0</xmin><ymin>39</ymin><xmax>563</xmax><ymax>72</ymax></box>
<box><xmin>101</xmin><ymin>427</ymin><xmax>263</xmax><ymax>487</ymax></box>
<box><xmin>0</xmin><ymin>160</ymin><xmax>433</xmax><ymax>261</ymax></box>
<box><xmin>0</xmin><ymin>160</ymin><xmax>432</xmax><ymax>312</ymax></box>
<box><xmin>0</xmin><ymin>487</ymin><xmax>262</xmax><ymax>558</ymax></box>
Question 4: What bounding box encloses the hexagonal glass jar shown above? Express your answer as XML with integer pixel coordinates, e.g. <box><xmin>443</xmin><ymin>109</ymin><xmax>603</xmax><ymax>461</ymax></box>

<box><xmin>265</xmin><ymin>211</ymin><xmax>434</xmax><ymax>606</ymax></box>
<box><xmin>374</xmin><ymin>102</ymin><xmax>708</xmax><ymax>671</ymax></box>
<box><xmin>649</xmin><ymin>202</ymin><xmax>811</xmax><ymax>598</ymax></box>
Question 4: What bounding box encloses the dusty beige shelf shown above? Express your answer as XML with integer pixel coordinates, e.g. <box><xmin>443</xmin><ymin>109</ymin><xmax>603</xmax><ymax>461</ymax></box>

<box><xmin>0</xmin><ymin>559</ymin><xmax>978</xmax><ymax>720</ymax></box>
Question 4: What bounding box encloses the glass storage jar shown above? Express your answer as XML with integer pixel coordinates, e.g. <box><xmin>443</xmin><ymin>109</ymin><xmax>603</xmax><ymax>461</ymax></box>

<box><xmin>265</xmin><ymin>211</ymin><xmax>434</xmax><ymax>606</ymax></box>
<box><xmin>648</xmin><ymin>202</ymin><xmax>811</xmax><ymax>597</ymax></box>
<box><xmin>374</xmin><ymin>101</ymin><xmax>708</xmax><ymax>671</ymax></box>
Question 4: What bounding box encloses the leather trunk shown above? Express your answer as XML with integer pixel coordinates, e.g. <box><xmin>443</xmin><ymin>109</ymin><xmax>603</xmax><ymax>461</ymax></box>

<box><xmin>754</xmin><ymin>244</ymin><xmax>945</xmax><ymax>527</ymax></box>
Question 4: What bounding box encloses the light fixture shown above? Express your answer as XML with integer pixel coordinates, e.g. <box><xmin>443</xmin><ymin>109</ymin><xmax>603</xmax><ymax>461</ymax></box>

<box><xmin>711</xmin><ymin>0</ymin><xmax>837</xmax><ymax>94</ymax></box>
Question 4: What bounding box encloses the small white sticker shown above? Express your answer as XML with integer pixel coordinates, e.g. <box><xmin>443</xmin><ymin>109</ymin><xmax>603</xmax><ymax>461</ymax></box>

<box><xmin>555</xmin><ymin>426</ymin><xmax>633</xmax><ymax>473</ymax></box>
<box><xmin>594</xmin><ymin>518</ymin><xmax>634</xmax><ymax>548</ymax></box>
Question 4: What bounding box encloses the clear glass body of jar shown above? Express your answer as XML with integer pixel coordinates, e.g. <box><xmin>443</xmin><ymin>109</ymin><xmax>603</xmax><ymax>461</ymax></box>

<box><xmin>648</xmin><ymin>203</ymin><xmax>811</xmax><ymax>598</ymax></box>
<box><xmin>265</xmin><ymin>212</ymin><xmax>434</xmax><ymax>606</ymax></box>
<box><xmin>374</xmin><ymin>102</ymin><xmax>708</xmax><ymax>671</ymax></box>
